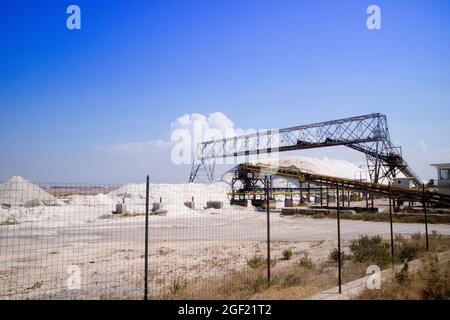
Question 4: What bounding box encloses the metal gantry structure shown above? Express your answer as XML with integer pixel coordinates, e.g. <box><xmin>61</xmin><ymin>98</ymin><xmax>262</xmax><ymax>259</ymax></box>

<box><xmin>189</xmin><ymin>113</ymin><xmax>422</xmax><ymax>186</ymax></box>
<box><xmin>241</xmin><ymin>163</ymin><xmax>450</xmax><ymax>207</ymax></box>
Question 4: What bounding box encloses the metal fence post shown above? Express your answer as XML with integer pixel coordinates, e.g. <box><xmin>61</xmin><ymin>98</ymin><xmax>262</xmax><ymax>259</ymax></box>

<box><xmin>336</xmin><ymin>183</ymin><xmax>342</xmax><ymax>294</ymax></box>
<box><xmin>365</xmin><ymin>193</ymin><xmax>369</xmax><ymax>209</ymax></box>
<box><xmin>422</xmin><ymin>184</ymin><xmax>429</xmax><ymax>251</ymax></box>
<box><xmin>307</xmin><ymin>183</ymin><xmax>310</xmax><ymax>203</ymax></box>
<box><xmin>347</xmin><ymin>189</ymin><xmax>350</xmax><ymax>208</ymax></box>
<box><xmin>300</xmin><ymin>182</ymin><xmax>303</xmax><ymax>204</ymax></box>
<box><xmin>388</xmin><ymin>183</ymin><xmax>394</xmax><ymax>268</ymax></box>
<box><xmin>320</xmin><ymin>179</ymin><xmax>323</xmax><ymax>207</ymax></box>
<box><xmin>265</xmin><ymin>176</ymin><xmax>271</xmax><ymax>286</ymax></box>
<box><xmin>144</xmin><ymin>175</ymin><xmax>149</xmax><ymax>300</ymax></box>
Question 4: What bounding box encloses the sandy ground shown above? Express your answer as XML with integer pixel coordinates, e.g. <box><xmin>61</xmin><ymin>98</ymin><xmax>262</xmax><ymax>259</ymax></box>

<box><xmin>1</xmin><ymin>201</ymin><xmax>449</xmax><ymax>300</ymax></box>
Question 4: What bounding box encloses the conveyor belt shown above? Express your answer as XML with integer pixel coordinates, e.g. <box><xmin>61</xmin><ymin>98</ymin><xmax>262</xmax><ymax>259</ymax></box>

<box><xmin>243</xmin><ymin>163</ymin><xmax>450</xmax><ymax>207</ymax></box>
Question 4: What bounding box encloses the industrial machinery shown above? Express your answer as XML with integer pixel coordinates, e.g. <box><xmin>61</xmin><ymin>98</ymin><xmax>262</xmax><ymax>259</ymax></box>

<box><xmin>189</xmin><ymin>113</ymin><xmax>422</xmax><ymax>187</ymax></box>
<box><xmin>240</xmin><ymin>163</ymin><xmax>450</xmax><ymax>207</ymax></box>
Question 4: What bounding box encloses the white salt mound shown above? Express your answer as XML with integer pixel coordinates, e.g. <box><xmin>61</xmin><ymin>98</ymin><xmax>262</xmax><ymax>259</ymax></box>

<box><xmin>109</xmin><ymin>183</ymin><xmax>229</xmax><ymax>206</ymax></box>
<box><xmin>220</xmin><ymin>156</ymin><xmax>372</xmax><ymax>188</ymax></box>
<box><xmin>67</xmin><ymin>193</ymin><xmax>115</xmax><ymax>206</ymax></box>
<box><xmin>262</xmin><ymin>156</ymin><xmax>369</xmax><ymax>179</ymax></box>
<box><xmin>0</xmin><ymin>176</ymin><xmax>57</xmax><ymax>206</ymax></box>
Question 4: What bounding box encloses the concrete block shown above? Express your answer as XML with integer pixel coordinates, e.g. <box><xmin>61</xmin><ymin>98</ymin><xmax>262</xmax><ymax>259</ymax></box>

<box><xmin>206</xmin><ymin>201</ymin><xmax>223</xmax><ymax>209</ymax></box>
<box><xmin>230</xmin><ymin>199</ymin><xmax>248</xmax><ymax>207</ymax></box>
<box><xmin>114</xmin><ymin>203</ymin><xmax>127</xmax><ymax>214</ymax></box>
<box><xmin>184</xmin><ymin>201</ymin><xmax>195</xmax><ymax>210</ymax></box>
<box><xmin>152</xmin><ymin>202</ymin><xmax>164</xmax><ymax>212</ymax></box>
<box><xmin>284</xmin><ymin>199</ymin><xmax>294</xmax><ymax>207</ymax></box>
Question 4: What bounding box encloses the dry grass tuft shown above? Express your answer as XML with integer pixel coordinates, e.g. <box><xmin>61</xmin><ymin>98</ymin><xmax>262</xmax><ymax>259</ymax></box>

<box><xmin>357</xmin><ymin>253</ymin><xmax>450</xmax><ymax>300</ymax></box>
<box><xmin>157</xmin><ymin>233</ymin><xmax>450</xmax><ymax>300</ymax></box>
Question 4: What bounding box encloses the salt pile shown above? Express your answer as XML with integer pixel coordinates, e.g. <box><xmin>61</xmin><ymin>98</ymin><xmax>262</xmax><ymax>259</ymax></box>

<box><xmin>110</xmin><ymin>183</ymin><xmax>229</xmax><ymax>207</ymax></box>
<box><xmin>221</xmin><ymin>156</ymin><xmax>369</xmax><ymax>187</ymax></box>
<box><xmin>0</xmin><ymin>176</ymin><xmax>58</xmax><ymax>207</ymax></box>
<box><xmin>67</xmin><ymin>193</ymin><xmax>115</xmax><ymax>206</ymax></box>
<box><xmin>262</xmin><ymin>156</ymin><xmax>369</xmax><ymax>179</ymax></box>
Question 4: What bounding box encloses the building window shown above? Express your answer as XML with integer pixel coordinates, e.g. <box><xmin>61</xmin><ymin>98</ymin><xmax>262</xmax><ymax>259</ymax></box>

<box><xmin>439</xmin><ymin>169</ymin><xmax>450</xmax><ymax>180</ymax></box>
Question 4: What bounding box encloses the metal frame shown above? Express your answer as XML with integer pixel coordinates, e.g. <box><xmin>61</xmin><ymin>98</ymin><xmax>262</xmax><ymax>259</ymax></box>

<box><xmin>244</xmin><ymin>163</ymin><xmax>450</xmax><ymax>207</ymax></box>
<box><xmin>189</xmin><ymin>113</ymin><xmax>422</xmax><ymax>187</ymax></box>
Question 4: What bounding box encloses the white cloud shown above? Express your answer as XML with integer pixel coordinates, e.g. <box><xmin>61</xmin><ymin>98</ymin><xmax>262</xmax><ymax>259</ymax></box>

<box><xmin>97</xmin><ymin>112</ymin><xmax>238</xmax><ymax>156</ymax></box>
<box><xmin>170</xmin><ymin>112</ymin><xmax>237</xmax><ymax>140</ymax></box>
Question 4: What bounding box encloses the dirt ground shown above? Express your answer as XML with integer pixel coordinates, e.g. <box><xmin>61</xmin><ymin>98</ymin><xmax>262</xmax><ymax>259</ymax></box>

<box><xmin>1</xmin><ymin>201</ymin><xmax>449</xmax><ymax>299</ymax></box>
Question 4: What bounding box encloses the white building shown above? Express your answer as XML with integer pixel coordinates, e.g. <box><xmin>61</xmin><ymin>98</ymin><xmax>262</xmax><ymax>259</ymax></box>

<box><xmin>430</xmin><ymin>163</ymin><xmax>450</xmax><ymax>195</ymax></box>
<box><xmin>393</xmin><ymin>177</ymin><xmax>415</xmax><ymax>189</ymax></box>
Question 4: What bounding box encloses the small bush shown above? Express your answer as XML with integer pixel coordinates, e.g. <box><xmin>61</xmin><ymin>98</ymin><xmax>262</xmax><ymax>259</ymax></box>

<box><xmin>349</xmin><ymin>235</ymin><xmax>391</xmax><ymax>267</ymax></box>
<box><xmin>281</xmin><ymin>271</ymin><xmax>304</xmax><ymax>287</ymax></box>
<box><xmin>169</xmin><ymin>280</ymin><xmax>185</xmax><ymax>295</ymax></box>
<box><xmin>395</xmin><ymin>260</ymin><xmax>411</xmax><ymax>285</ymax></box>
<box><xmin>282</xmin><ymin>248</ymin><xmax>293</xmax><ymax>260</ymax></box>
<box><xmin>299</xmin><ymin>254</ymin><xmax>315</xmax><ymax>270</ymax></box>
<box><xmin>328</xmin><ymin>248</ymin><xmax>349</xmax><ymax>263</ymax></box>
<box><xmin>411</xmin><ymin>233</ymin><xmax>422</xmax><ymax>241</ymax></box>
<box><xmin>430</xmin><ymin>230</ymin><xmax>441</xmax><ymax>240</ymax></box>
<box><xmin>358</xmin><ymin>253</ymin><xmax>450</xmax><ymax>300</ymax></box>
<box><xmin>247</xmin><ymin>255</ymin><xmax>276</xmax><ymax>269</ymax></box>
<box><xmin>399</xmin><ymin>243</ymin><xmax>420</xmax><ymax>261</ymax></box>
<box><xmin>247</xmin><ymin>255</ymin><xmax>265</xmax><ymax>269</ymax></box>
<box><xmin>244</xmin><ymin>273</ymin><xmax>268</xmax><ymax>293</ymax></box>
<box><xmin>420</xmin><ymin>255</ymin><xmax>448</xmax><ymax>300</ymax></box>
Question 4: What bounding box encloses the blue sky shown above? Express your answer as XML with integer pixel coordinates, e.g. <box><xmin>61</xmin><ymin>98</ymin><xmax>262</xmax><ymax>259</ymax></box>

<box><xmin>1</xmin><ymin>0</ymin><xmax>449</xmax><ymax>183</ymax></box>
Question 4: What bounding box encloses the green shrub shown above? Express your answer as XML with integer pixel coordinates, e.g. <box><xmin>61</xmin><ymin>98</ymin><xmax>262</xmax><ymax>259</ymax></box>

<box><xmin>169</xmin><ymin>280</ymin><xmax>185</xmax><ymax>295</ymax></box>
<box><xmin>421</xmin><ymin>255</ymin><xmax>448</xmax><ymax>300</ymax></box>
<box><xmin>299</xmin><ymin>254</ymin><xmax>315</xmax><ymax>270</ymax></box>
<box><xmin>247</xmin><ymin>255</ymin><xmax>276</xmax><ymax>269</ymax></box>
<box><xmin>282</xmin><ymin>248</ymin><xmax>293</xmax><ymax>260</ymax></box>
<box><xmin>328</xmin><ymin>248</ymin><xmax>349</xmax><ymax>263</ymax></box>
<box><xmin>247</xmin><ymin>255</ymin><xmax>265</xmax><ymax>269</ymax></box>
<box><xmin>395</xmin><ymin>260</ymin><xmax>411</xmax><ymax>285</ymax></box>
<box><xmin>349</xmin><ymin>235</ymin><xmax>391</xmax><ymax>267</ymax></box>
<box><xmin>398</xmin><ymin>242</ymin><xmax>420</xmax><ymax>261</ymax></box>
<box><xmin>281</xmin><ymin>271</ymin><xmax>304</xmax><ymax>287</ymax></box>
<box><xmin>244</xmin><ymin>273</ymin><xmax>268</xmax><ymax>293</ymax></box>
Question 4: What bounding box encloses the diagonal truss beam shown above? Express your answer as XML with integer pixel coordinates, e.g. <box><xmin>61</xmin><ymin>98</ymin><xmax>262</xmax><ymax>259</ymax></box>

<box><xmin>196</xmin><ymin>113</ymin><xmax>387</xmax><ymax>161</ymax></box>
<box><xmin>189</xmin><ymin>113</ymin><xmax>422</xmax><ymax>186</ymax></box>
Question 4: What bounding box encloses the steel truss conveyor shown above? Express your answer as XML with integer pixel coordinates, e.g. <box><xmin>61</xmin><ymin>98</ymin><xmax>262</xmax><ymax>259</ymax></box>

<box><xmin>242</xmin><ymin>163</ymin><xmax>450</xmax><ymax>207</ymax></box>
<box><xmin>189</xmin><ymin>113</ymin><xmax>422</xmax><ymax>187</ymax></box>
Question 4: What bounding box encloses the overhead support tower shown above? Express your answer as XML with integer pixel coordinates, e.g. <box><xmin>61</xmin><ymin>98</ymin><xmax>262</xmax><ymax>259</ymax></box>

<box><xmin>189</xmin><ymin>113</ymin><xmax>422</xmax><ymax>187</ymax></box>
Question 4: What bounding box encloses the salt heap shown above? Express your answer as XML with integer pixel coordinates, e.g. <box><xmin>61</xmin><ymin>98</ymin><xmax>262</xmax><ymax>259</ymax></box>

<box><xmin>109</xmin><ymin>182</ymin><xmax>229</xmax><ymax>205</ymax></box>
<box><xmin>67</xmin><ymin>193</ymin><xmax>115</xmax><ymax>206</ymax></box>
<box><xmin>108</xmin><ymin>182</ymin><xmax>230</xmax><ymax>216</ymax></box>
<box><xmin>220</xmin><ymin>156</ymin><xmax>370</xmax><ymax>188</ymax></box>
<box><xmin>0</xmin><ymin>176</ymin><xmax>57</xmax><ymax>207</ymax></box>
<box><xmin>269</xmin><ymin>157</ymin><xmax>369</xmax><ymax>180</ymax></box>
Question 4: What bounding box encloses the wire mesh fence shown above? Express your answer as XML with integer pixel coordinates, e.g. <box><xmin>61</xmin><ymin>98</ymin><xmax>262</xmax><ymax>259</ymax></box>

<box><xmin>0</xmin><ymin>175</ymin><xmax>447</xmax><ymax>300</ymax></box>
<box><xmin>0</xmin><ymin>177</ymin><xmax>146</xmax><ymax>299</ymax></box>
